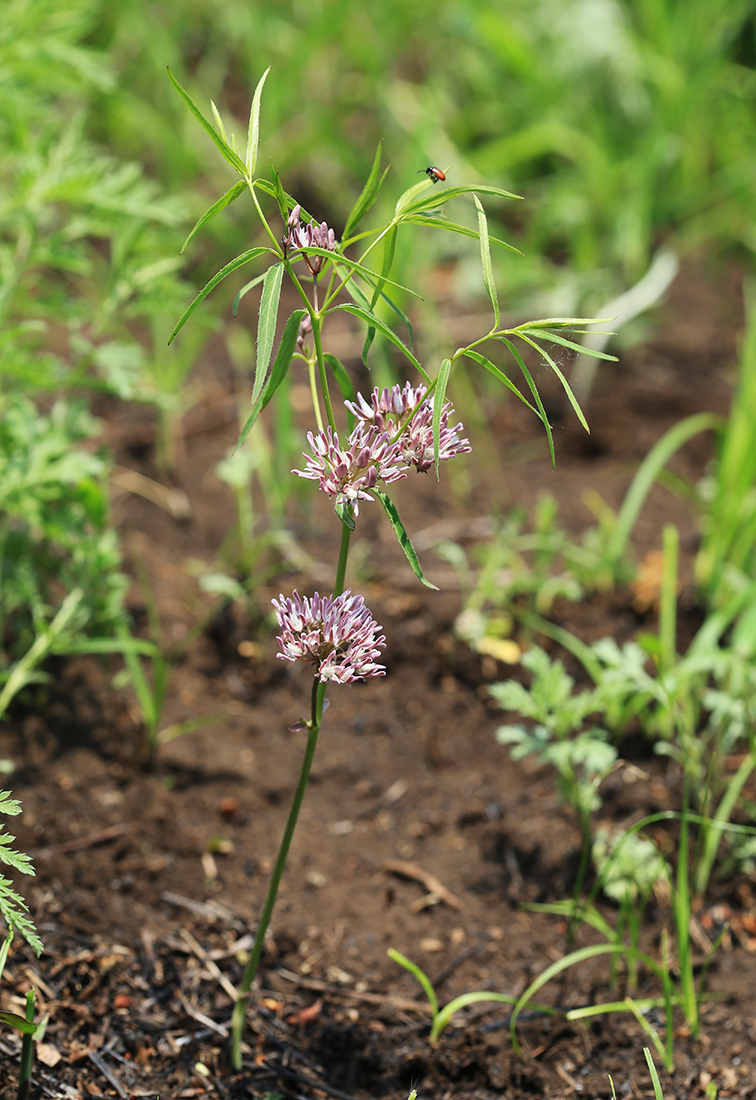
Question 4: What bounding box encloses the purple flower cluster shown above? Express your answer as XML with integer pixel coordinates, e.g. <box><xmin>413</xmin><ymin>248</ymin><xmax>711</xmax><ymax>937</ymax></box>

<box><xmin>294</xmin><ymin>423</ymin><xmax>407</xmax><ymax>516</ymax></box>
<box><xmin>346</xmin><ymin>382</ymin><xmax>471</xmax><ymax>474</ymax></box>
<box><xmin>272</xmin><ymin>590</ymin><xmax>386</xmax><ymax>684</ymax></box>
<box><xmin>286</xmin><ymin>205</ymin><xmax>337</xmax><ymax>276</ymax></box>
<box><xmin>294</xmin><ymin>383</ymin><xmax>471</xmax><ymax>514</ymax></box>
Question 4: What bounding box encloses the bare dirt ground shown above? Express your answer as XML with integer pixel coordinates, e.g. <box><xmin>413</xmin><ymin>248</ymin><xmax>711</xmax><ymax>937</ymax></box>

<box><xmin>1</xmin><ymin>258</ymin><xmax>754</xmax><ymax>1099</ymax></box>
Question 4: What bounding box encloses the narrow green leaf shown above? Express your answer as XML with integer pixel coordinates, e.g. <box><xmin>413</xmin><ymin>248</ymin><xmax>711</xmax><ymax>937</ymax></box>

<box><xmin>370</xmin><ymin>225</ymin><xmax>398</xmax><ymax>309</ymax></box>
<box><xmin>255</xmin><ymin>175</ymin><xmax>299</xmax><ymax>222</ymax></box>
<box><xmin>168</xmin><ymin>248</ymin><xmax>274</xmax><ymax>344</ymax></box>
<box><xmin>499</xmin><ymin>337</ymin><xmax>555</xmax><ymax>466</ymax></box>
<box><xmin>462</xmin><ymin>349</ymin><xmax>540</xmax><ymax>416</ymax></box>
<box><xmin>296</xmin><ymin>246</ymin><xmax>420</xmax><ymax>299</ymax></box>
<box><xmin>519</xmin><ymin>334</ymin><xmax>590</xmax><ymax>434</ymax></box>
<box><xmin>210</xmin><ymin>100</ymin><xmax>230</xmax><ymax>144</ymax></box>
<box><xmin>361</xmin><ymin>326</ymin><xmax>376</xmax><ymax>370</ymax></box>
<box><xmin>399</xmin><ymin>183</ymin><xmax>522</xmax><ymax>218</ymax></box>
<box><xmin>237</xmin><ymin>309</ymin><xmax>306</xmax><ymax>448</ymax></box>
<box><xmin>387</xmin><ymin>949</ymin><xmax>439</xmax><ymax>1017</ymax></box>
<box><xmin>166</xmin><ymin>68</ymin><xmax>247</xmax><ymax>176</ymax></box>
<box><xmin>405</xmin><ymin>214</ymin><xmax>521</xmax><ymax>254</ymax></box>
<box><xmin>181</xmin><ymin>180</ymin><xmax>247</xmax><ymax>254</ymax></box>
<box><xmin>0</xmin><ymin>1010</ymin><xmax>37</xmax><ymax>1035</ymax></box>
<box><xmin>246</xmin><ymin>67</ymin><xmax>271</xmax><ymax>178</ymax></box>
<box><xmin>253</xmin><ymin>264</ymin><xmax>285</xmax><ymax>405</ymax></box>
<box><xmin>373</xmin><ymin>489</ymin><xmax>438</xmax><ymax>589</ymax></box>
<box><xmin>343</xmin><ymin>141</ymin><xmax>388</xmax><ymax>241</ymax></box>
<box><xmin>519</xmin><ymin>328</ymin><xmax>617</xmax><ymax>361</ymax></box>
<box><xmin>433</xmin><ymin>358</ymin><xmax>453</xmax><ymax>478</ymax></box>
<box><xmin>332</xmin><ymin>304</ymin><xmax>430</xmax><ymax>381</ymax></box>
<box><xmin>233</xmin><ymin>271</ymin><xmax>268</xmax><ymax>318</ymax></box>
<box><xmin>473</xmin><ymin>194</ymin><xmax>499</xmax><ymax>329</ymax></box>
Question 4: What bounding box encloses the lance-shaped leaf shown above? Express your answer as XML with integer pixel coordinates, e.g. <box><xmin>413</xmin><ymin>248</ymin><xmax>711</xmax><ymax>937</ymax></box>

<box><xmin>181</xmin><ymin>180</ymin><xmax>247</xmax><ymax>254</ymax></box>
<box><xmin>237</xmin><ymin>309</ymin><xmax>306</xmax><ymax>448</ymax></box>
<box><xmin>462</xmin><ymin>349</ymin><xmax>541</xmax><ymax>417</ymax></box>
<box><xmin>499</xmin><ymin>336</ymin><xmax>555</xmax><ymax>466</ymax></box>
<box><xmin>167</xmin><ymin>67</ymin><xmax>246</xmax><ymax>176</ymax></box>
<box><xmin>0</xmin><ymin>1010</ymin><xmax>37</xmax><ymax>1035</ymax></box>
<box><xmin>332</xmin><ymin>304</ymin><xmax>430</xmax><ymax>382</ymax></box>
<box><xmin>168</xmin><ymin>248</ymin><xmax>275</xmax><ymax>343</ymax></box>
<box><xmin>399</xmin><ymin>183</ymin><xmax>522</xmax><ymax>218</ymax></box>
<box><xmin>473</xmin><ymin>194</ymin><xmax>499</xmax><ymax>329</ymax></box>
<box><xmin>246</xmin><ymin>67</ymin><xmax>271</xmax><ymax>179</ymax></box>
<box><xmin>432</xmin><ymin>358</ymin><xmax>453</xmax><ymax>478</ymax></box>
<box><xmin>374</xmin><ymin>489</ymin><xmax>438</xmax><ymax>589</ymax></box>
<box><xmin>405</xmin><ymin>214</ymin><xmax>521</xmax><ymax>254</ymax></box>
<box><xmin>253</xmin><ymin>263</ymin><xmax>284</xmax><ymax>405</ymax></box>
<box><xmin>294</xmin><ymin>246</ymin><xmax>419</xmax><ymax>299</ymax></box>
<box><xmin>517</xmin><ymin>333</ymin><xmax>590</xmax><ymax>434</ymax></box>
<box><xmin>233</xmin><ymin>270</ymin><xmax>267</xmax><ymax>317</ymax></box>
<box><xmin>343</xmin><ymin>141</ymin><xmax>389</xmax><ymax>241</ymax></box>
<box><xmin>369</xmin><ymin>224</ymin><xmax>397</xmax><ymax>309</ymax></box>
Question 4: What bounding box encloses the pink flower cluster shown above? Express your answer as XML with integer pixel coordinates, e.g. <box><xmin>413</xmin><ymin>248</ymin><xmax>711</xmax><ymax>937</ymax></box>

<box><xmin>347</xmin><ymin>382</ymin><xmax>471</xmax><ymax>474</ymax></box>
<box><xmin>294</xmin><ymin>383</ymin><xmax>471</xmax><ymax>514</ymax></box>
<box><xmin>286</xmin><ymin>205</ymin><xmax>337</xmax><ymax>276</ymax></box>
<box><xmin>272</xmin><ymin>590</ymin><xmax>386</xmax><ymax>684</ymax></box>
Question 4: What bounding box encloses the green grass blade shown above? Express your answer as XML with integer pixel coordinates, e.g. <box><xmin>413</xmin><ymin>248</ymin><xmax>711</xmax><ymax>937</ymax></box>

<box><xmin>606</xmin><ymin>412</ymin><xmax>720</xmax><ymax>565</ymax></box>
<box><xmin>644</xmin><ymin>1048</ymin><xmax>667</xmax><ymax>1099</ymax></box>
<box><xmin>387</xmin><ymin>949</ymin><xmax>439</xmax><ymax>1017</ymax></box>
<box><xmin>245</xmin><ymin>67</ymin><xmax>271</xmax><ymax>179</ymax></box>
<box><xmin>166</xmin><ymin>67</ymin><xmax>246</xmax><ymax>176</ymax></box>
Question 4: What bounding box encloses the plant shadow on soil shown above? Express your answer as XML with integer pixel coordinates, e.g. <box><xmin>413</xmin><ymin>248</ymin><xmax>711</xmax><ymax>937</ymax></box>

<box><xmin>1</xmin><ymin>260</ymin><xmax>755</xmax><ymax>1099</ymax></box>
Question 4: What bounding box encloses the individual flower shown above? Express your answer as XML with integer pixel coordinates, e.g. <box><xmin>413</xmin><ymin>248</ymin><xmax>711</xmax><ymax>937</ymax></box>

<box><xmin>272</xmin><ymin>589</ymin><xmax>386</xmax><ymax>683</ymax></box>
<box><xmin>346</xmin><ymin>382</ymin><xmax>471</xmax><ymax>473</ymax></box>
<box><xmin>294</xmin><ymin>423</ymin><xmax>407</xmax><ymax>516</ymax></box>
<box><xmin>285</xmin><ymin>204</ymin><xmax>337</xmax><ymax>275</ymax></box>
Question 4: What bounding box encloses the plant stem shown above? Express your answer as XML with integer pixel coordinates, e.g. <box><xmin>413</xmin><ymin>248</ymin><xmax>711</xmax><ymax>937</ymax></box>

<box><xmin>230</xmin><ymin>676</ymin><xmax>327</xmax><ymax>1069</ymax></box>
<box><xmin>17</xmin><ymin>989</ymin><xmax>34</xmax><ymax>1100</ymax></box>
<box><xmin>334</xmin><ymin>519</ymin><xmax>352</xmax><ymax>598</ymax></box>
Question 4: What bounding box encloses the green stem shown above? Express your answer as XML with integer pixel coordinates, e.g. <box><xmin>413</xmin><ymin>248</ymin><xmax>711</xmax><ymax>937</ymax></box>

<box><xmin>311</xmin><ymin>315</ymin><xmax>335</xmax><ymax>431</ymax></box>
<box><xmin>230</xmin><ymin>676</ymin><xmax>327</xmax><ymax>1068</ymax></box>
<box><xmin>17</xmin><ymin>989</ymin><xmax>34</xmax><ymax>1100</ymax></box>
<box><xmin>334</xmin><ymin>520</ymin><xmax>353</xmax><ymax>598</ymax></box>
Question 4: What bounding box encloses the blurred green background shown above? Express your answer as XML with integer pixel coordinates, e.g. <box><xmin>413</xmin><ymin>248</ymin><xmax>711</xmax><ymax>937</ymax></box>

<box><xmin>6</xmin><ymin>0</ymin><xmax>753</xmax><ymax>335</ymax></box>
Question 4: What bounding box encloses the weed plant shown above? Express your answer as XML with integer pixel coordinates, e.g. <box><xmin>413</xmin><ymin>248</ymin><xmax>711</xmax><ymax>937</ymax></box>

<box><xmin>166</xmin><ymin>64</ymin><xmax>613</xmax><ymax>1068</ymax></box>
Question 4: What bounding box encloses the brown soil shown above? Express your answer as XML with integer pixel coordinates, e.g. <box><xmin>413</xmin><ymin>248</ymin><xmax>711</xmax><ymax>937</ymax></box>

<box><xmin>1</xmin><ymin>258</ymin><xmax>755</xmax><ymax>1099</ymax></box>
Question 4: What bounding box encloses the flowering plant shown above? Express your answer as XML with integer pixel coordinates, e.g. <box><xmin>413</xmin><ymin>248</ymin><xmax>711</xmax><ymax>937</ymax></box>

<box><xmin>167</xmin><ymin>66</ymin><xmax>611</xmax><ymax>1067</ymax></box>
